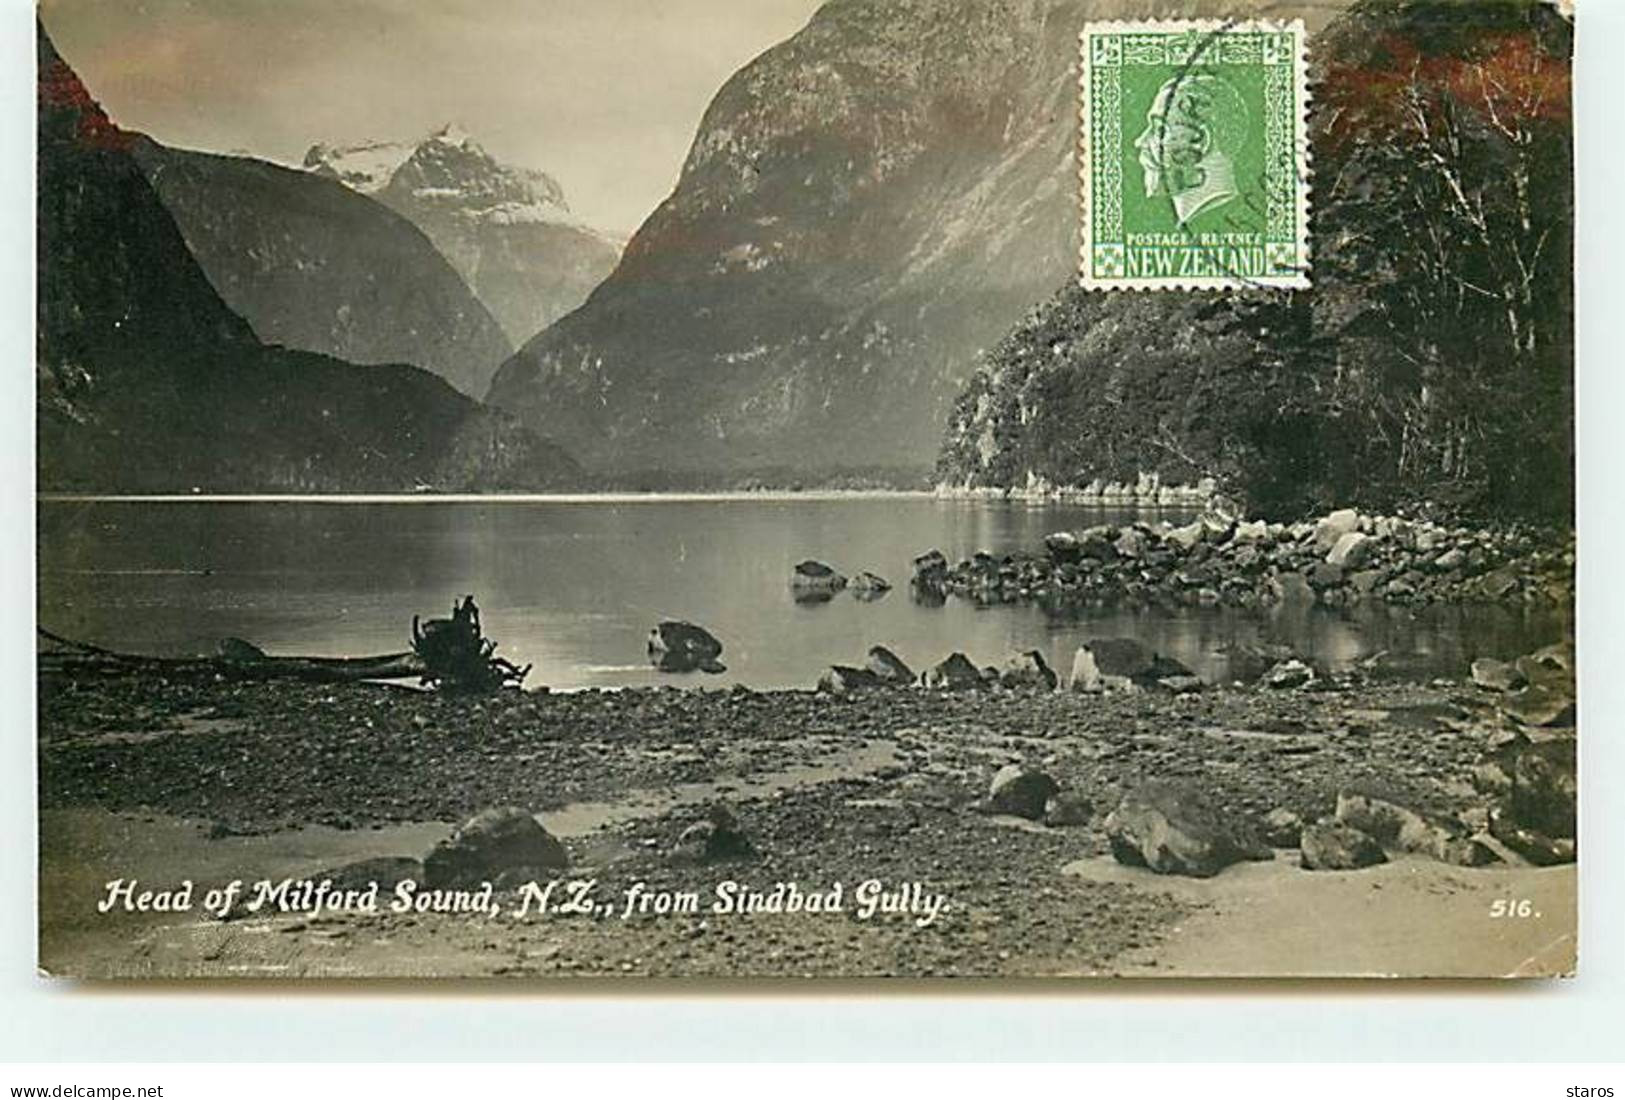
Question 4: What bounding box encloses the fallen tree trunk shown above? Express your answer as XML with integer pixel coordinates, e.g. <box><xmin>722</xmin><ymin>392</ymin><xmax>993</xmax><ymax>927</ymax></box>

<box><xmin>37</xmin><ymin>628</ymin><xmax>426</xmax><ymax>684</ymax></box>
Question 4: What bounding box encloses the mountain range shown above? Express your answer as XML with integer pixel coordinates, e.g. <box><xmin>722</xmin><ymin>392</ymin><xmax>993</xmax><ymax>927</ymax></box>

<box><xmin>306</xmin><ymin>128</ymin><xmax>622</xmax><ymax>348</ymax></box>
<box><xmin>130</xmin><ymin>136</ymin><xmax>513</xmax><ymax>398</ymax></box>
<box><xmin>37</xmin><ymin>24</ymin><xmax>579</xmax><ymax>493</ymax></box>
<box><xmin>484</xmin><ymin>0</ymin><xmax>1312</xmax><ymax>483</ymax></box>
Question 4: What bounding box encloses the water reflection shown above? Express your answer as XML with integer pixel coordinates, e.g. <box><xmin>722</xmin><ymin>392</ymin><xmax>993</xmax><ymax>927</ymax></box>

<box><xmin>38</xmin><ymin>497</ymin><xmax>1569</xmax><ymax>691</ymax></box>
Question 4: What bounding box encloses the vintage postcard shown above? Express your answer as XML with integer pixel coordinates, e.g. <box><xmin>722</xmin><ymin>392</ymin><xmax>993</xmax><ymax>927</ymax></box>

<box><xmin>36</xmin><ymin>0</ymin><xmax>1575</xmax><ymax>980</ymax></box>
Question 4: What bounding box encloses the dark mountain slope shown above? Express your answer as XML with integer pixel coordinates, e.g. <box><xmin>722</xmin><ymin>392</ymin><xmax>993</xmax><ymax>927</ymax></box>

<box><xmin>130</xmin><ymin>138</ymin><xmax>512</xmax><ymax>398</ymax></box>
<box><xmin>37</xmin><ymin>24</ymin><xmax>577</xmax><ymax>493</ymax></box>
<box><xmin>486</xmin><ymin>0</ymin><xmax>1312</xmax><ymax>482</ymax></box>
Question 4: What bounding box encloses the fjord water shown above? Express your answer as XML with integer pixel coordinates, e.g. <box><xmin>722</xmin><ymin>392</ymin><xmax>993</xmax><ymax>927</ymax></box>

<box><xmin>38</xmin><ymin>497</ymin><xmax>1567</xmax><ymax>691</ymax></box>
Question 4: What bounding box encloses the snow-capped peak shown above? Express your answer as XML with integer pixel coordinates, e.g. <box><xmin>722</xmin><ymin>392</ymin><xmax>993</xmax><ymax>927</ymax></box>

<box><xmin>304</xmin><ymin>126</ymin><xmax>582</xmax><ymax>229</ymax></box>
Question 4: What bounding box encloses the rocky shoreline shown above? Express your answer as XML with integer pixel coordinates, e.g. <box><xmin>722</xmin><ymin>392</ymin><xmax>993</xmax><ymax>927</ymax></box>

<box><xmin>37</xmin><ymin>610</ymin><xmax>1576</xmax><ymax>977</ymax></box>
<box><xmin>912</xmin><ymin>508</ymin><xmax>1574</xmax><ymax>610</ymax></box>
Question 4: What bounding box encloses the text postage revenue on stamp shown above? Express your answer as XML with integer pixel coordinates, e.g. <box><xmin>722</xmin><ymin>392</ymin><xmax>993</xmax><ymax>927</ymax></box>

<box><xmin>1079</xmin><ymin>19</ymin><xmax>1310</xmax><ymax>291</ymax></box>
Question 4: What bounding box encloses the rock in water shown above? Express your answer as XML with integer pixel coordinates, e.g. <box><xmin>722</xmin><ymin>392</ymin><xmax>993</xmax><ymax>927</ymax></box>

<box><xmin>1334</xmin><ymin>788</ymin><xmax>1498</xmax><ymax>867</ymax></box>
<box><xmin>922</xmin><ymin>652</ymin><xmax>983</xmax><ymax>691</ymax></box>
<box><xmin>1043</xmin><ymin>531</ymin><xmax>1082</xmax><ymax>563</ymax></box>
<box><xmin>851</xmin><ymin>571</ymin><xmax>892</xmax><ymax>599</ymax></box>
<box><xmin>912</xmin><ymin>549</ymin><xmax>948</xmax><ymax>587</ymax></box>
<box><xmin>988</xmin><ymin>766</ymin><xmax>1060</xmax><ymax>820</ymax></box>
<box><xmin>1069</xmin><ymin>638</ymin><xmax>1153</xmax><ymax>692</ymax></box>
<box><xmin>817</xmin><ymin>665</ymin><xmax>884</xmax><ymax>695</ymax></box>
<box><xmin>647</xmin><ymin>620</ymin><xmax>725</xmax><ymax>673</ymax></box>
<box><xmin>423</xmin><ymin>807</ymin><xmax>567</xmax><ymax>889</ymax></box>
<box><xmin>1105</xmin><ymin>781</ymin><xmax>1271</xmax><ymax>878</ymax></box>
<box><xmin>865</xmin><ymin>645</ymin><xmax>915</xmax><ymax>685</ymax></box>
<box><xmin>792</xmin><ymin>560</ymin><xmax>847</xmax><ymax>592</ymax></box>
<box><xmin>999</xmin><ymin>650</ymin><xmax>1057</xmax><ymax>691</ymax></box>
<box><xmin>1299</xmin><ymin>820</ymin><xmax>1387</xmax><ymax>871</ymax></box>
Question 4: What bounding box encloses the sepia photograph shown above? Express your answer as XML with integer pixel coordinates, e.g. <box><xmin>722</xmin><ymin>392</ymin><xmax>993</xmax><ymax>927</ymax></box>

<box><xmin>33</xmin><ymin>0</ymin><xmax>1576</xmax><ymax>982</ymax></box>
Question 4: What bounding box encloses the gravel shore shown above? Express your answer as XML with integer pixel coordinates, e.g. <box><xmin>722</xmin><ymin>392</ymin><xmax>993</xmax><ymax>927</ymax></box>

<box><xmin>37</xmin><ymin>656</ymin><xmax>1572</xmax><ymax>979</ymax></box>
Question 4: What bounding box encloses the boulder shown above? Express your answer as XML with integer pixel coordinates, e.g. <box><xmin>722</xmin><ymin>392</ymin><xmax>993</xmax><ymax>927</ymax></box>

<box><xmin>922</xmin><ymin>652</ymin><xmax>983</xmax><ymax>691</ymax></box>
<box><xmin>850</xmin><ymin>571</ymin><xmax>892</xmax><ymax>599</ymax></box>
<box><xmin>865</xmin><ymin>645</ymin><xmax>915</xmax><ymax>685</ymax></box>
<box><xmin>817</xmin><ymin>665</ymin><xmax>884</xmax><ymax>695</ymax></box>
<box><xmin>1262</xmin><ymin>807</ymin><xmax>1304</xmax><ymax>847</ymax></box>
<box><xmin>1326</xmin><ymin>531</ymin><xmax>1373</xmax><ymax>569</ymax></box>
<box><xmin>1077</xmin><ymin>526</ymin><xmax>1119</xmax><ymax>561</ymax></box>
<box><xmin>1515</xmin><ymin>647</ymin><xmax>1574</xmax><ymax>694</ymax></box>
<box><xmin>1335</xmin><ymin>789</ymin><xmax>1498</xmax><ymax>867</ymax></box>
<box><xmin>1114</xmin><ymin>528</ymin><xmax>1147</xmax><ymax>559</ymax></box>
<box><xmin>792</xmin><ymin>560</ymin><xmax>847</xmax><ymax>593</ymax></box>
<box><xmin>423</xmin><ymin>807</ymin><xmax>568</xmax><ymax>889</ymax></box>
<box><xmin>1043</xmin><ymin>791</ymin><xmax>1094</xmax><ymax>827</ymax></box>
<box><xmin>1261</xmin><ymin>659</ymin><xmax>1315</xmax><ymax>689</ymax></box>
<box><xmin>1232</xmin><ymin>519</ymin><xmax>1271</xmax><ymax>544</ymax></box>
<box><xmin>1432</xmin><ymin>547</ymin><xmax>1467</xmax><ymax>572</ymax></box>
<box><xmin>674</xmin><ymin>804</ymin><xmax>753</xmax><ymax>863</ymax></box>
<box><xmin>1498</xmin><ymin>683</ymin><xmax>1576</xmax><ymax>728</ymax></box>
<box><xmin>1471</xmin><ymin>657</ymin><xmax>1527</xmax><ymax>693</ymax></box>
<box><xmin>1166</xmin><ymin>520</ymin><xmax>1206</xmax><ymax>552</ymax></box>
<box><xmin>1489</xmin><ymin>805</ymin><xmax>1576</xmax><ymax>866</ymax></box>
<box><xmin>1069</xmin><ymin>646</ymin><xmax>1106</xmax><ymax>693</ymax></box>
<box><xmin>988</xmin><ymin>765</ymin><xmax>1061</xmax><ymax>820</ymax></box>
<box><xmin>1000</xmin><ymin>650</ymin><xmax>1058</xmax><ymax>691</ymax></box>
<box><xmin>911</xmin><ymin>549</ymin><xmax>948</xmax><ymax>586</ymax></box>
<box><xmin>647</xmin><ymin>620</ymin><xmax>725</xmax><ymax>674</ymax></box>
<box><xmin>1509</xmin><ymin>737</ymin><xmax>1577</xmax><ymax>838</ymax></box>
<box><xmin>1043</xmin><ymin>531</ymin><xmax>1082</xmax><ymax>563</ymax></box>
<box><xmin>1299</xmin><ymin>820</ymin><xmax>1387</xmax><ymax>871</ymax></box>
<box><xmin>1104</xmin><ymin>780</ymin><xmax>1271</xmax><ymax>878</ymax></box>
<box><xmin>1313</xmin><ymin>509</ymin><xmax>1361</xmax><ymax>553</ymax></box>
<box><xmin>1076</xmin><ymin>637</ymin><xmax>1153</xmax><ymax>681</ymax></box>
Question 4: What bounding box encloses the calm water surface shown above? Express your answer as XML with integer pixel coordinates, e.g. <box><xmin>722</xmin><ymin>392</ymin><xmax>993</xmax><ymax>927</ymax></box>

<box><xmin>38</xmin><ymin>496</ymin><xmax>1568</xmax><ymax>691</ymax></box>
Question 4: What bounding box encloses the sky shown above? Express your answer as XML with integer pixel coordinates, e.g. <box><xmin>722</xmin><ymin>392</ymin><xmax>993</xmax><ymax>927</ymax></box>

<box><xmin>37</xmin><ymin>0</ymin><xmax>825</xmax><ymax>233</ymax></box>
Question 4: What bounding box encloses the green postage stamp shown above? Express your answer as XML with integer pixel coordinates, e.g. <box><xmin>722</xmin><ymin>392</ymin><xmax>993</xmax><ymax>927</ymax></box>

<box><xmin>1080</xmin><ymin>19</ymin><xmax>1310</xmax><ymax>290</ymax></box>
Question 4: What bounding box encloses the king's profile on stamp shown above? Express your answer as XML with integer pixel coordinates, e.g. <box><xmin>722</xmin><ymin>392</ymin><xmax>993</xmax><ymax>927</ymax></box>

<box><xmin>1081</xmin><ymin>19</ymin><xmax>1310</xmax><ymax>289</ymax></box>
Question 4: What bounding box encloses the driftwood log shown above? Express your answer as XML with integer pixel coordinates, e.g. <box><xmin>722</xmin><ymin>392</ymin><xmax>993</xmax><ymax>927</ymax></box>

<box><xmin>38</xmin><ymin>628</ymin><xmax>426</xmax><ymax>684</ymax></box>
<box><xmin>40</xmin><ymin>595</ymin><xmax>528</xmax><ymax>694</ymax></box>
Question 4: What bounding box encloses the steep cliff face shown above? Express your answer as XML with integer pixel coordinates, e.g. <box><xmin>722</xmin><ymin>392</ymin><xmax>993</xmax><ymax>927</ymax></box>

<box><xmin>129</xmin><ymin>138</ymin><xmax>513</xmax><ymax>398</ymax></box>
<box><xmin>306</xmin><ymin>128</ymin><xmax>621</xmax><ymax>348</ymax></box>
<box><xmin>486</xmin><ymin>0</ymin><xmax>1093</xmax><ymax>479</ymax></box>
<box><xmin>37</xmin><ymin>26</ymin><xmax>578</xmax><ymax>493</ymax></box>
